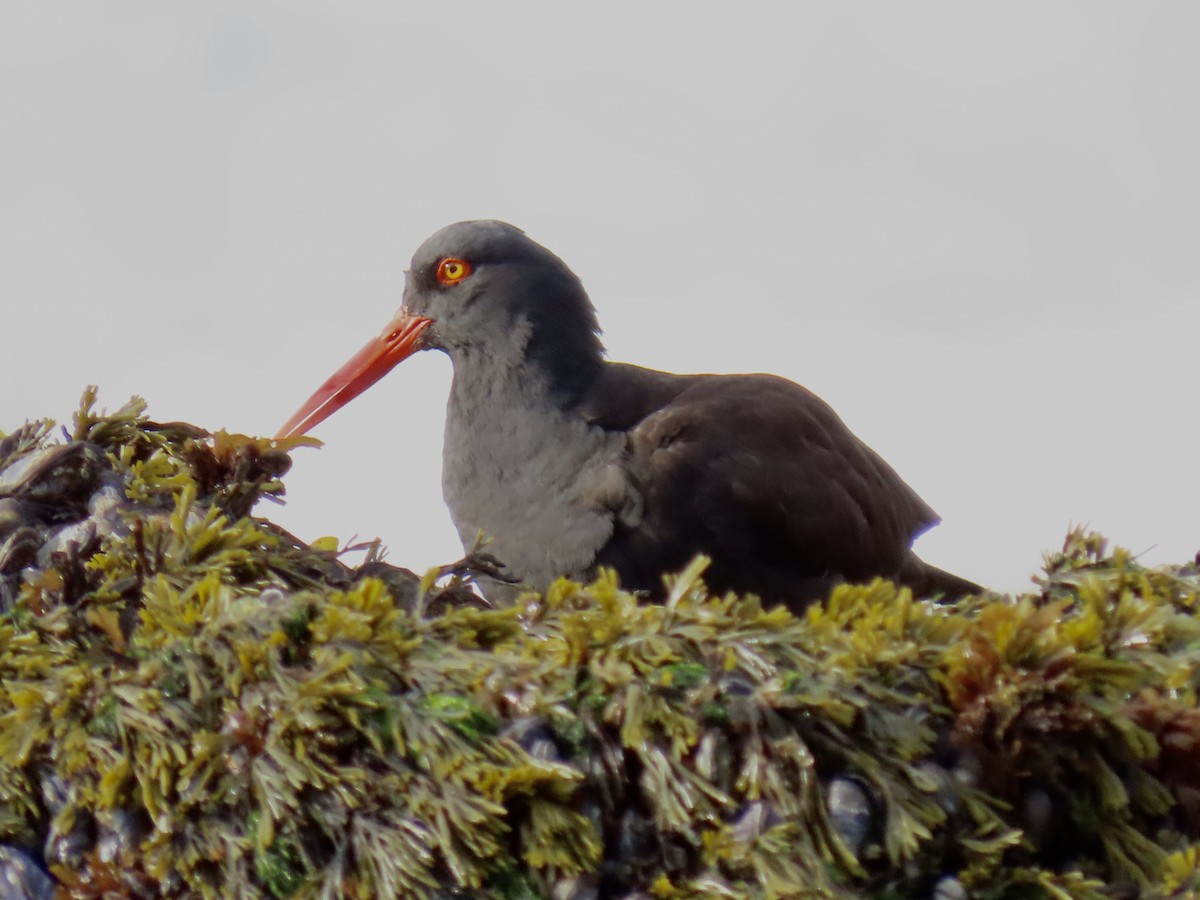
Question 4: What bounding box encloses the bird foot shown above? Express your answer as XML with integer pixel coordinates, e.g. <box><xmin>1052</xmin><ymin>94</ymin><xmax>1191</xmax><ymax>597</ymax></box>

<box><xmin>436</xmin><ymin>552</ymin><xmax>518</xmax><ymax>586</ymax></box>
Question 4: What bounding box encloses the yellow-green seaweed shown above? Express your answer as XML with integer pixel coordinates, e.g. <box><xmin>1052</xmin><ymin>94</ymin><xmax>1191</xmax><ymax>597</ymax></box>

<box><xmin>0</xmin><ymin>389</ymin><xmax>1196</xmax><ymax>899</ymax></box>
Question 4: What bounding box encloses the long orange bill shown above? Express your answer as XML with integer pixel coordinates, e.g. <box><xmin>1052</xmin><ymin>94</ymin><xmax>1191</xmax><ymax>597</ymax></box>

<box><xmin>276</xmin><ymin>311</ymin><xmax>432</xmax><ymax>439</ymax></box>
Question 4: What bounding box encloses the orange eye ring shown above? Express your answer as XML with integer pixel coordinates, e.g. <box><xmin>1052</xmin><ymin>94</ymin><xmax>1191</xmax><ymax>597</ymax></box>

<box><xmin>436</xmin><ymin>257</ymin><xmax>473</xmax><ymax>286</ymax></box>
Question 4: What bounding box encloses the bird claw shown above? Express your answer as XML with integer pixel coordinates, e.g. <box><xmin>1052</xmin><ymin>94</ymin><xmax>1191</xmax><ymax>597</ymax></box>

<box><xmin>437</xmin><ymin>552</ymin><xmax>518</xmax><ymax>585</ymax></box>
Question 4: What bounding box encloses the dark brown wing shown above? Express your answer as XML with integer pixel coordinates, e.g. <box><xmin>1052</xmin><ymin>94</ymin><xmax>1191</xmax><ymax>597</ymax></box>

<box><xmin>585</xmin><ymin>365</ymin><xmax>940</xmax><ymax>605</ymax></box>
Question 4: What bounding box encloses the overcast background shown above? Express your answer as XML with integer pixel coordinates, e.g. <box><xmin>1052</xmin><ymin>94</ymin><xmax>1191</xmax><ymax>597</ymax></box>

<box><xmin>2</xmin><ymin>3</ymin><xmax>1196</xmax><ymax>595</ymax></box>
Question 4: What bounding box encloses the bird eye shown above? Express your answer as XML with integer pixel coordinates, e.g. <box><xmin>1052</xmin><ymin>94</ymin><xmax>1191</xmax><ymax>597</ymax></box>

<box><xmin>436</xmin><ymin>257</ymin><xmax>472</xmax><ymax>286</ymax></box>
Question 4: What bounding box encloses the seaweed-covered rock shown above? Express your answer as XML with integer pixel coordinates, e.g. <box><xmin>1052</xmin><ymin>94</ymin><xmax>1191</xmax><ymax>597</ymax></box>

<box><xmin>0</xmin><ymin>389</ymin><xmax>1197</xmax><ymax>899</ymax></box>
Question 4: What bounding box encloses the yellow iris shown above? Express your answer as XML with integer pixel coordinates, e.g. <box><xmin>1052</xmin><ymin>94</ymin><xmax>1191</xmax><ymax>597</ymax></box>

<box><xmin>436</xmin><ymin>257</ymin><xmax>472</xmax><ymax>285</ymax></box>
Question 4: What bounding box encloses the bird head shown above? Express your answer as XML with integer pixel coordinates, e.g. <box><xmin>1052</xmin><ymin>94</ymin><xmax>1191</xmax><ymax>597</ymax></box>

<box><xmin>276</xmin><ymin>220</ymin><xmax>604</xmax><ymax>439</ymax></box>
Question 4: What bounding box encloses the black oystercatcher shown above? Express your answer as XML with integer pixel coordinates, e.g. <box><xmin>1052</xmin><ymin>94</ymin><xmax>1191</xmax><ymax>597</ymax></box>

<box><xmin>278</xmin><ymin>220</ymin><xmax>978</xmax><ymax>607</ymax></box>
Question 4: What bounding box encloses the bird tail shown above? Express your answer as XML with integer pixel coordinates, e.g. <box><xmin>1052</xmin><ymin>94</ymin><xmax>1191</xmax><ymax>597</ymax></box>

<box><xmin>899</xmin><ymin>554</ymin><xmax>981</xmax><ymax>600</ymax></box>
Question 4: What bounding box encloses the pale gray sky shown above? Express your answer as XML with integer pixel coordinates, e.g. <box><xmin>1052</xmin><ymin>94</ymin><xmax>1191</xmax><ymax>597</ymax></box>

<box><xmin>2</xmin><ymin>3</ymin><xmax>1197</xmax><ymax>594</ymax></box>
